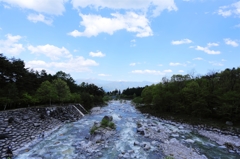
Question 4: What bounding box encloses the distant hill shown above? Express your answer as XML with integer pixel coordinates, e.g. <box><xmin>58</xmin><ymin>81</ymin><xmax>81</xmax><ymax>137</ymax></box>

<box><xmin>76</xmin><ymin>79</ymin><xmax>154</xmax><ymax>92</ymax></box>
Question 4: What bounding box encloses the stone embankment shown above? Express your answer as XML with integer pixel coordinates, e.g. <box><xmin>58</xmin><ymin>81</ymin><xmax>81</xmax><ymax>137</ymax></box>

<box><xmin>0</xmin><ymin>104</ymin><xmax>86</xmax><ymax>159</ymax></box>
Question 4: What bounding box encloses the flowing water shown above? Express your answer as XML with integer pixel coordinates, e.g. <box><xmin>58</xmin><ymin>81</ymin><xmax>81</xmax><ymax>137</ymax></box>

<box><xmin>15</xmin><ymin>100</ymin><xmax>240</xmax><ymax>159</ymax></box>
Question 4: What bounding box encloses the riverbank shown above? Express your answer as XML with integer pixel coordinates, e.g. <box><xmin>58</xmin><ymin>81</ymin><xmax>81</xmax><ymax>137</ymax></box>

<box><xmin>0</xmin><ymin>105</ymin><xmax>84</xmax><ymax>159</ymax></box>
<box><xmin>136</xmin><ymin>105</ymin><xmax>240</xmax><ymax>133</ymax></box>
<box><xmin>136</xmin><ymin>105</ymin><xmax>240</xmax><ymax>156</ymax></box>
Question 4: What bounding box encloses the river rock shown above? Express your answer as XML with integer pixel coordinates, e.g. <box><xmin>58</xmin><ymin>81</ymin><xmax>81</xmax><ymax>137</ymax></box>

<box><xmin>185</xmin><ymin>139</ymin><xmax>194</xmax><ymax>143</ymax></box>
<box><xmin>137</xmin><ymin>128</ymin><xmax>145</xmax><ymax>135</ymax></box>
<box><xmin>134</xmin><ymin>141</ymin><xmax>140</xmax><ymax>146</ymax></box>
<box><xmin>22</xmin><ymin>115</ymin><xmax>30</xmax><ymax>120</ymax></box>
<box><xmin>33</xmin><ymin>123</ymin><xmax>41</xmax><ymax>127</ymax></box>
<box><xmin>102</xmin><ymin>115</ymin><xmax>113</xmax><ymax>122</ymax></box>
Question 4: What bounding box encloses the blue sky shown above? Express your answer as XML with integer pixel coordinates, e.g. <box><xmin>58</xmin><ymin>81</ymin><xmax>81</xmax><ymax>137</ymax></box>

<box><xmin>0</xmin><ymin>0</ymin><xmax>239</xmax><ymax>83</ymax></box>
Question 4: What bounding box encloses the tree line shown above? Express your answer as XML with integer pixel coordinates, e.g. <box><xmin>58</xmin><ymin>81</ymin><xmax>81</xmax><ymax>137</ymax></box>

<box><xmin>0</xmin><ymin>54</ymin><xmax>105</xmax><ymax>111</ymax></box>
<box><xmin>127</xmin><ymin>68</ymin><xmax>240</xmax><ymax>123</ymax></box>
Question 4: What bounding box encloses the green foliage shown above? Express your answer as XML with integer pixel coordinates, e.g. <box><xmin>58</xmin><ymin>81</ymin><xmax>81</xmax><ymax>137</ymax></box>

<box><xmin>132</xmin><ymin>97</ymin><xmax>143</xmax><ymax>104</ymax></box>
<box><xmin>100</xmin><ymin>118</ymin><xmax>115</xmax><ymax>129</ymax></box>
<box><xmin>90</xmin><ymin>125</ymin><xmax>98</xmax><ymax>135</ymax></box>
<box><xmin>138</xmin><ymin>68</ymin><xmax>240</xmax><ymax>123</ymax></box>
<box><xmin>164</xmin><ymin>156</ymin><xmax>174</xmax><ymax>159</ymax></box>
<box><xmin>0</xmin><ymin>53</ymin><xmax>105</xmax><ymax>110</ymax></box>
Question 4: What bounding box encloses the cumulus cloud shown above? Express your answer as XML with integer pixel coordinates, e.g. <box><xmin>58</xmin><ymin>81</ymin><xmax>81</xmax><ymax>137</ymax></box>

<box><xmin>26</xmin><ymin>56</ymin><xmax>98</xmax><ymax>73</ymax></box>
<box><xmin>71</xmin><ymin>0</ymin><xmax>177</xmax><ymax>17</ymax></box>
<box><xmin>178</xmin><ymin>70</ymin><xmax>184</xmax><ymax>73</ymax></box>
<box><xmin>0</xmin><ymin>34</ymin><xmax>25</xmax><ymax>56</ymax></box>
<box><xmin>169</xmin><ymin>62</ymin><xmax>186</xmax><ymax>66</ymax></box>
<box><xmin>195</xmin><ymin>46</ymin><xmax>220</xmax><ymax>54</ymax></box>
<box><xmin>224</xmin><ymin>38</ymin><xmax>239</xmax><ymax>47</ymax></box>
<box><xmin>171</xmin><ymin>39</ymin><xmax>192</xmax><ymax>45</ymax></box>
<box><xmin>68</xmin><ymin>12</ymin><xmax>153</xmax><ymax>38</ymax></box>
<box><xmin>193</xmin><ymin>57</ymin><xmax>203</xmax><ymax>60</ymax></box>
<box><xmin>27</xmin><ymin>13</ymin><xmax>53</xmax><ymax>25</ymax></box>
<box><xmin>218</xmin><ymin>1</ymin><xmax>240</xmax><ymax>18</ymax></box>
<box><xmin>89</xmin><ymin>51</ymin><xmax>105</xmax><ymax>57</ymax></box>
<box><xmin>193</xmin><ymin>42</ymin><xmax>220</xmax><ymax>54</ymax></box>
<box><xmin>131</xmin><ymin>69</ymin><xmax>165</xmax><ymax>75</ymax></box>
<box><xmin>28</xmin><ymin>44</ymin><xmax>72</xmax><ymax>60</ymax></box>
<box><xmin>207</xmin><ymin>43</ymin><xmax>219</xmax><ymax>47</ymax></box>
<box><xmin>0</xmin><ymin>0</ymin><xmax>66</xmax><ymax>15</ymax></box>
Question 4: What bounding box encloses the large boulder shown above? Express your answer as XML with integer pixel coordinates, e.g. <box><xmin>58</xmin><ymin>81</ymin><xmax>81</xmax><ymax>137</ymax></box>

<box><xmin>102</xmin><ymin>116</ymin><xmax>113</xmax><ymax>122</ymax></box>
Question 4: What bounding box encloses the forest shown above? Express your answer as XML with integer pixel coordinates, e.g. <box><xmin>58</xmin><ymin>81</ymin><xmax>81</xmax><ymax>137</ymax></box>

<box><xmin>123</xmin><ymin>67</ymin><xmax>240</xmax><ymax>124</ymax></box>
<box><xmin>0</xmin><ymin>54</ymin><xmax>105</xmax><ymax>111</ymax></box>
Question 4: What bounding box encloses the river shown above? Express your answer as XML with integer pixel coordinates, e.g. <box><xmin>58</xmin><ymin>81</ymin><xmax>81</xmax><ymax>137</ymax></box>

<box><xmin>15</xmin><ymin>100</ymin><xmax>240</xmax><ymax>159</ymax></box>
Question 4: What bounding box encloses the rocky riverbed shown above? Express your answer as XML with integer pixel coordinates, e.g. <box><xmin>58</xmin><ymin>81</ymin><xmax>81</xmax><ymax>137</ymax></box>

<box><xmin>2</xmin><ymin>100</ymin><xmax>240</xmax><ymax>159</ymax></box>
<box><xmin>0</xmin><ymin>105</ymin><xmax>85</xmax><ymax>159</ymax></box>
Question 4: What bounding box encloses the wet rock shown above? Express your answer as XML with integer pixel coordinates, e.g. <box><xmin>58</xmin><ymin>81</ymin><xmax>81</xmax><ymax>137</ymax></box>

<box><xmin>102</xmin><ymin>115</ymin><xmax>113</xmax><ymax>122</ymax></box>
<box><xmin>134</xmin><ymin>141</ymin><xmax>140</xmax><ymax>146</ymax></box>
<box><xmin>224</xmin><ymin>142</ymin><xmax>234</xmax><ymax>150</ymax></box>
<box><xmin>185</xmin><ymin>139</ymin><xmax>194</xmax><ymax>143</ymax></box>
<box><xmin>137</xmin><ymin>128</ymin><xmax>145</xmax><ymax>135</ymax></box>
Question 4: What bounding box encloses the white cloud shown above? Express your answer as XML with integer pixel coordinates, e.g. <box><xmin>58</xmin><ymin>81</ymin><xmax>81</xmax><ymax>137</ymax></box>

<box><xmin>171</xmin><ymin>39</ymin><xmax>192</xmax><ymax>45</ymax></box>
<box><xmin>130</xmin><ymin>63</ymin><xmax>136</xmax><ymax>66</ymax></box>
<box><xmin>224</xmin><ymin>38</ymin><xmax>239</xmax><ymax>47</ymax></box>
<box><xmin>73</xmin><ymin>49</ymin><xmax>78</xmax><ymax>52</ymax></box>
<box><xmin>89</xmin><ymin>51</ymin><xmax>105</xmax><ymax>57</ymax></box>
<box><xmin>68</xmin><ymin>12</ymin><xmax>153</xmax><ymax>38</ymax></box>
<box><xmin>98</xmin><ymin>73</ymin><xmax>111</xmax><ymax>77</ymax></box>
<box><xmin>0</xmin><ymin>34</ymin><xmax>25</xmax><ymax>56</ymax></box>
<box><xmin>28</xmin><ymin>44</ymin><xmax>72</xmax><ymax>60</ymax></box>
<box><xmin>27</xmin><ymin>13</ymin><xmax>52</xmax><ymax>25</ymax></box>
<box><xmin>196</xmin><ymin>46</ymin><xmax>220</xmax><ymax>54</ymax></box>
<box><xmin>0</xmin><ymin>0</ymin><xmax>66</xmax><ymax>15</ymax></box>
<box><xmin>193</xmin><ymin>57</ymin><xmax>203</xmax><ymax>60</ymax></box>
<box><xmin>218</xmin><ymin>1</ymin><xmax>240</xmax><ymax>18</ymax></box>
<box><xmin>163</xmin><ymin>69</ymin><xmax>172</xmax><ymax>73</ymax></box>
<box><xmin>207</xmin><ymin>43</ymin><xmax>219</xmax><ymax>47</ymax></box>
<box><xmin>209</xmin><ymin>61</ymin><xmax>223</xmax><ymax>66</ymax></box>
<box><xmin>195</xmin><ymin>42</ymin><xmax>221</xmax><ymax>55</ymax></box>
<box><xmin>178</xmin><ymin>70</ymin><xmax>184</xmax><ymax>73</ymax></box>
<box><xmin>222</xmin><ymin>59</ymin><xmax>227</xmax><ymax>62</ymax></box>
<box><xmin>158</xmin><ymin>64</ymin><xmax>163</xmax><ymax>66</ymax></box>
<box><xmin>26</xmin><ymin>56</ymin><xmax>98</xmax><ymax>73</ymax></box>
<box><xmin>0</xmin><ymin>27</ymin><xmax>2</xmax><ymax>30</ymax></box>
<box><xmin>130</xmin><ymin>39</ymin><xmax>136</xmax><ymax>47</ymax></box>
<box><xmin>71</xmin><ymin>0</ymin><xmax>177</xmax><ymax>17</ymax></box>
<box><xmin>131</xmin><ymin>69</ymin><xmax>165</xmax><ymax>75</ymax></box>
<box><xmin>169</xmin><ymin>62</ymin><xmax>186</xmax><ymax>66</ymax></box>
